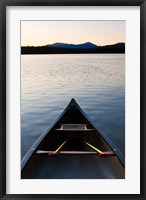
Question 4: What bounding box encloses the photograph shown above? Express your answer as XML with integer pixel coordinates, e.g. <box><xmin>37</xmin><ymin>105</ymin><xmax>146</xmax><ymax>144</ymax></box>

<box><xmin>21</xmin><ymin>20</ymin><xmax>125</xmax><ymax>179</ymax></box>
<box><xmin>0</xmin><ymin>1</ymin><xmax>144</xmax><ymax>198</ymax></box>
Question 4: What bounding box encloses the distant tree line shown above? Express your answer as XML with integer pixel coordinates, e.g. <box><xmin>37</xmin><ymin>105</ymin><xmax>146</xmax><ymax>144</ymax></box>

<box><xmin>21</xmin><ymin>45</ymin><xmax>125</xmax><ymax>54</ymax></box>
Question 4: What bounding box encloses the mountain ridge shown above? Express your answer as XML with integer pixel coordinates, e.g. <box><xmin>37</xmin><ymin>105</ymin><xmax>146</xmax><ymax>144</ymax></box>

<box><xmin>46</xmin><ymin>42</ymin><xmax>100</xmax><ymax>49</ymax></box>
<box><xmin>21</xmin><ymin>42</ymin><xmax>125</xmax><ymax>54</ymax></box>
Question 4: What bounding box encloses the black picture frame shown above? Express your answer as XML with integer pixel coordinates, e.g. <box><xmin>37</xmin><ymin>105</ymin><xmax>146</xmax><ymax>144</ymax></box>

<box><xmin>0</xmin><ymin>0</ymin><xmax>145</xmax><ymax>199</ymax></box>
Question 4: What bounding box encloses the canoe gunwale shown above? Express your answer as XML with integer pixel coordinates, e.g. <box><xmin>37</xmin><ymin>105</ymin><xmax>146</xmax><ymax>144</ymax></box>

<box><xmin>71</xmin><ymin>99</ymin><xmax>125</xmax><ymax>166</ymax></box>
<box><xmin>21</xmin><ymin>99</ymin><xmax>82</xmax><ymax>170</ymax></box>
<box><xmin>21</xmin><ymin>103</ymin><xmax>69</xmax><ymax>171</ymax></box>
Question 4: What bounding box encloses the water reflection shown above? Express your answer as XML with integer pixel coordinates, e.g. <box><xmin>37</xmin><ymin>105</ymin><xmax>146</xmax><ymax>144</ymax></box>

<box><xmin>21</xmin><ymin>54</ymin><xmax>125</xmax><ymax>159</ymax></box>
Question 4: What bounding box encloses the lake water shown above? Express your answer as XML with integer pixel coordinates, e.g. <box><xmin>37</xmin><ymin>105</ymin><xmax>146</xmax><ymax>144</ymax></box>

<box><xmin>21</xmin><ymin>54</ymin><xmax>125</xmax><ymax>159</ymax></box>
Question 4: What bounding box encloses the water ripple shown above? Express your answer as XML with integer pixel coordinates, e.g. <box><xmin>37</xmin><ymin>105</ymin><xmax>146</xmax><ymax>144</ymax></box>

<box><xmin>21</xmin><ymin>54</ymin><xmax>125</xmax><ymax>159</ymax></box>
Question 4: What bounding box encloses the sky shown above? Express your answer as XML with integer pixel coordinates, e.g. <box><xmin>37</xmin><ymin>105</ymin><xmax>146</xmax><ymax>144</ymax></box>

<box><xmin>21</xmin><ymin>21</ymin><xmax>125</xmax><ymax>46</ymax></box>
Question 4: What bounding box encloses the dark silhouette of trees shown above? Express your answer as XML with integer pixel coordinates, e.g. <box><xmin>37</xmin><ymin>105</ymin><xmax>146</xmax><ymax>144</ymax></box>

<box><xmin>21</xmin><ymin>44</ymin><xmax>125</xmax><ymax>54</ymax></box>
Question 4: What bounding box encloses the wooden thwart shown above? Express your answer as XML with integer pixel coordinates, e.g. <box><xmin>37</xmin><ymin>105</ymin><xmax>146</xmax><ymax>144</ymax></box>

<box><xmin>36</xmin><ymin>138</ymin><xmax>115</xmax><ymax>157</ymax></box>
<box><xmin>36</xmin><ymin>150</ymin><xmax>115</xmax><ymax>156</ymax></box>
<box><xmin>36</xmin><ymin>150</ymin><xmax>99</xmax><ymax>155</ymax></box>
<box><xmin>36</xmin><ymin>140</ymin><xmax>115</xmax><ymax>157</ymax></box>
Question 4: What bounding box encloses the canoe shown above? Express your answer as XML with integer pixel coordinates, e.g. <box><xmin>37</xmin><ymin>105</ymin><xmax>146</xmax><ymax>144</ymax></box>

<box><xmin>21</xmin><ymin>98</ymin><xmax>125</xmax><ymax>179</ymax></box>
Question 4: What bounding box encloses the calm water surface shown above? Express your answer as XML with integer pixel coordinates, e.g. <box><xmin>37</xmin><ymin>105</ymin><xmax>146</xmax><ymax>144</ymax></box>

<box><xmin>21</xmin><ymin>54</ymin><xmax>125</xmax><ymax>159</ymax></box>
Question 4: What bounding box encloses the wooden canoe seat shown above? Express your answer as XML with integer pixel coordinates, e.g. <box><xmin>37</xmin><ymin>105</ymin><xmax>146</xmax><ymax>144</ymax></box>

<box><xmin>55</xmin><ymin>124</ymin><xmax>95</xmax><ymax>131</ymax></box>
<box><xmin>62</xmin><ymin>124</ymin><xmax>86</xmax><ymax>130</ymax></box>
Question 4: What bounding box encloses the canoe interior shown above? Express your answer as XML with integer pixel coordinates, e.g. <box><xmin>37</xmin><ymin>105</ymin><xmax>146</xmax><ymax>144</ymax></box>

<box><xmin>21</xmin><ymin>102</ymin><xmax>125</xmax><ymax>179</ymax></box>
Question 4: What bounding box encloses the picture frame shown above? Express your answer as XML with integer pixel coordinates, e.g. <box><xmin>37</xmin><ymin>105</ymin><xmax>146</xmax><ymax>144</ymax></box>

<box><xmin>0</xmin><ymin>0</ymin><xmax>145</xmax><ymax>199</ymax></box>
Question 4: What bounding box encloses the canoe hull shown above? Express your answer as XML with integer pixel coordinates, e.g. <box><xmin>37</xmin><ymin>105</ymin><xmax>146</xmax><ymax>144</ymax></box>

<box><xmin>21</xmin><ymin>99</ymin><xmax>125</xmax><ymax>179</ymax></box>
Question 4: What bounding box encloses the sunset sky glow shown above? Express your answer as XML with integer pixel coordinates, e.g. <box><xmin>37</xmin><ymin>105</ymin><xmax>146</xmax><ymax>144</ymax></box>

<box><xmin>21</xmin><ymin>21</ymin><xmax>125</xmax><ymax>46</ymax></box>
